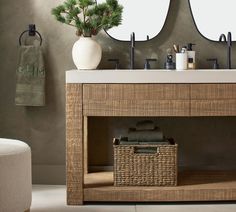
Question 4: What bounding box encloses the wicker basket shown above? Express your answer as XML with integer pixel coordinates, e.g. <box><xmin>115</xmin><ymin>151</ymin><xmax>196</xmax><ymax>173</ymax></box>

<box><xmin>113</xmin><ymin>139</ymin><xmax>177</xmax><ymax>186</ymax></box>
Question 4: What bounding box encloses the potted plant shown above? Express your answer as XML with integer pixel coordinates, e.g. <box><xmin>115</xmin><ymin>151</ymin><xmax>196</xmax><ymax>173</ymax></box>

<box><xmin>52</xmin><ymin>0</ymin><xmax>123</xmax><ymax>70</ymax></box>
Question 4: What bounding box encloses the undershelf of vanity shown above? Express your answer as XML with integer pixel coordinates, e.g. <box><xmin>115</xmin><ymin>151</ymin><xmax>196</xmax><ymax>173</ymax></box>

<box><xmin>84</xmin><ymin>171</ymin><xmax>236</xmax><ymax>202</ymax></box>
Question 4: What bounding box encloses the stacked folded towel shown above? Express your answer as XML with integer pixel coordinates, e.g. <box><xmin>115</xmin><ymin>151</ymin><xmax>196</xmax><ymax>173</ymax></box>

<box><xmin>118</xmin><ymin>120</ymin><xmax>170</xmax><ymax>145</ymax></box>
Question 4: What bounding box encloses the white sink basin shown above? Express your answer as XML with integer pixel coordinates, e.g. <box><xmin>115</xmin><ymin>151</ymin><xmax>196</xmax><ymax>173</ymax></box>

<box><xmin>66</xmin><ymin>69</ymin><xmax>236</xmax><ymax>83</ymax></box>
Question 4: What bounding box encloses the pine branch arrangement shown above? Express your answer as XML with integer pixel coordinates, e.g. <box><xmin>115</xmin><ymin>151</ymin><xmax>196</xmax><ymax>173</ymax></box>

<box><xmin>52</xmin><ymin>0</ymin><xmax>123</xmax><ymax>37</ymax></box>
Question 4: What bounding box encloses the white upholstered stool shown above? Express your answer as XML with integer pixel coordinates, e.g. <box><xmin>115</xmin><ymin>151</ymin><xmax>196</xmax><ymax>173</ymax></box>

<box><xmin>0</xmin><ymin>138</ymin><xmax>32</xmax><ymax>212</ymax></box>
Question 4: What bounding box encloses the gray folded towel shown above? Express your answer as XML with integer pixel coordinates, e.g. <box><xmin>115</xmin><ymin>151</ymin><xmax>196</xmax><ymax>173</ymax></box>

<box><xmin>127</xmin><ymin>127</ymin><xmax>164</xmax><ymax>142</ymax></box>
<box><xmin>15</xmin><ymin>45</ymin><xmax>45</xmax><ymax>106</ymax></box>
<box><xmin>119</xmin><ymin>141</ymin><xmax>170</xmax><ymax>145</ymax></box>
<box><xmin>136</xmin><ymin>120</ymin><xmax>155</xmax><ymax>131</ymax></box>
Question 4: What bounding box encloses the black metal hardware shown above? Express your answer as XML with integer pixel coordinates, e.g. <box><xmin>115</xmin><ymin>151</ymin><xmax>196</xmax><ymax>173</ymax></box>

<box><xmin>108</xmin><ymin>59</ymin><xmax>120</xmax><ymax>69</ymax></box>
<box><xmin>206</xmin><ymin>58</ymin><xmax>219</xmax><ymax>69</ymax></box>
<box><xmin>144</xmin><ymin>58</ymin><xmax>157</xmax><ymax>69</ymax></box>
<box><xmin>19</xmin><ymin>24</ymin><xmax>43</xmax><ymax>46</ymax></box>
<box><xmin>130</xmin><ymin>32</ymin><xmax>135</xmax><ymax>69</ymax></box>
<box><xmin>219</xmin><ymin>32</ymin><xmax>232</xmax><ymax>69</ymax></box>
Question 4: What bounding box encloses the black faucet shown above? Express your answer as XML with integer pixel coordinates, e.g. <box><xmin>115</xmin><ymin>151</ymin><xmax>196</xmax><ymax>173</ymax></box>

<box><xmin>130</xmin><ymin>32</ymin><xmax>135</xmax><ymax>69</ymax></box>
<box><xmin>219</xmin><ymin>32</ymin><xmax>232</xmax><ymax>69</ymax></box>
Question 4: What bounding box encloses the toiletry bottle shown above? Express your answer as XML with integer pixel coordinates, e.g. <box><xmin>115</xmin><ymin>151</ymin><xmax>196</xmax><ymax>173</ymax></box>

<box><xmin>187</xmin><ymin>43</ymin><xmax>196</xmax><ymax>68</ymax></box>
<box><xmin>164</xmin><ymin>48</ymin><xmax>176</xmax><ymax>70</ymax></box>
<box><xmin>188</xmin><ymin>58</ymin><xmax>195</xmax><ymax>70</ymax></box>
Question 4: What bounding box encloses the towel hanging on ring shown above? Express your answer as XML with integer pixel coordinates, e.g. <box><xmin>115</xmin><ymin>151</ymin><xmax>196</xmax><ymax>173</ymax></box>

<box><xmin>15</xmin><ymin>25</ymin><xmax>45</xmax><ymax>106</ymax></box>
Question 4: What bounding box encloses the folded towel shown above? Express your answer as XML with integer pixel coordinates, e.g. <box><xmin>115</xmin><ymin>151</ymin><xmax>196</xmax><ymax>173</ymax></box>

<box><xmin>127</xmin><ymin>127</ymin><xmax>164</xmax><ymax>142</ymax></box>
<box><xmin>136</xmin><ymin>120</ymin><xmax>155</xmax><ymax>131</ymax></box>
<box><xmin>15</xmin><ymin>45</ymin><xmax>45</xmax><ymax>106</ymax></box>
<box><xmin>119</xmin><ymin>141</ymin><xmax>170</xmax><ymax>145</ymax></box>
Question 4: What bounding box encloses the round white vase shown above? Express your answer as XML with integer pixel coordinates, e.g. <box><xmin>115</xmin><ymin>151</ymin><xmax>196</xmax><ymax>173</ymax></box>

<box><xmin>72</xmin><ymin>37</ymin><xmax>102</xmax><ymax>70</ymax></box>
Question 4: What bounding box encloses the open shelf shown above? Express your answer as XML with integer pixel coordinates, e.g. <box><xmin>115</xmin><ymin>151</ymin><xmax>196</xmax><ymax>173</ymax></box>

<box><xmin>84</xmin><ymin>170</ymin><xmax>236</xmax><ymax>202</ymax></box>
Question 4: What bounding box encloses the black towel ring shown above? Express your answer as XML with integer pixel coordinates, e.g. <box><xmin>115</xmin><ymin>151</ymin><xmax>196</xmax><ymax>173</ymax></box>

<box><xmin>19</xmin><ymin>24</ymin><xmax>43</xmax><ymax>46</ymax></box>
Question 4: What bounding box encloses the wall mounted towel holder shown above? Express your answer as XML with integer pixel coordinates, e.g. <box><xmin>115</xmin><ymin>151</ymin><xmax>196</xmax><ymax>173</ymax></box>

<box><xmin>19</xmin><ymin>24</ymin><xmax>43</xmax><ymax>46</ymax></box>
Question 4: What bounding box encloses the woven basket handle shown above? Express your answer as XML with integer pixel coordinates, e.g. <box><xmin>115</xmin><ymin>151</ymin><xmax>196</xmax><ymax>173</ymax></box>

<box><xmin>134</xmin><ymin>146</ymin><xmax>160</xmax><ymax>154</ymax></box>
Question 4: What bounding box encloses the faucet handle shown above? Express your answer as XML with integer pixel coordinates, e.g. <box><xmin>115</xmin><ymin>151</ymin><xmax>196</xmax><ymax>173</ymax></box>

<box><xmin>144</xmin><ymin>58</ymin><xmax>157</xmax><ymax>69</ymax></box>
<box><xmin>206</xmin><ymin>58</ymin><xmax>219</xmax><ymax>69</ymax></box>
<box><xmin>108</xmin><ymin>59</ymin><xmax>120</xmax><ymax>69</ymax></box>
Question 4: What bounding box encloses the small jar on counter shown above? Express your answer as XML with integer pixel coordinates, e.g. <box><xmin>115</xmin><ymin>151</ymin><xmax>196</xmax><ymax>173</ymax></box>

<box><xmin>188</xmin><ymin>58</ymin><xmax>195</xmax><ymax>70</ymax></box>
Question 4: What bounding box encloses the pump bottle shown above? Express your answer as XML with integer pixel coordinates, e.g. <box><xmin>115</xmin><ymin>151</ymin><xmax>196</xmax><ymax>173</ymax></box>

<box><xmin>187</xmin><ymin>43</ymin><xmax>196</xmax><ymax>69</ymax></box>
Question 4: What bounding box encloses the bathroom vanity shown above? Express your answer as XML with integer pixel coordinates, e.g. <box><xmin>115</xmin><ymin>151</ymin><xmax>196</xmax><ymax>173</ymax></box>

<box><xmin>66</xmin><ymin>70</ymin><xmax>236</xmax><ymax>205</ymax></box>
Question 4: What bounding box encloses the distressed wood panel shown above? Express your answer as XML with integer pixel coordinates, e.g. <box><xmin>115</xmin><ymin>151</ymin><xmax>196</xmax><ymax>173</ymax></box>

<box><xmin>191</xmin><ymin>84</ymin><xmax>236</xmax><ymax>99</ymax></box>
<box><xmin>83</xmin><ymin>84</ymin><xmax>190</xmax><ymax>100</ymax></box>
<box><xmin>83</xmin><ymin>116</ymin><xmax>88</xmax><ymax>174</ymax></box>
<box><xmin>191</xmin><ymin>84</ymin><xmax>236</xmax><ymax>116</ymax></box>
<box><xmin>191</xmin><ymin>100</ymin><xmax>236</xmax><ymax>116</ymax></box>
<box><xmin>83</xmin><ymin>84</ymin><xmax>190</xmax><ymax>116</ymax></box>
<box><xmin>66</xmin><ymin>83</ymin><xmax>83</xmax><ymax>205</ymax></box>
<box><xmin>83</xmin><ymin>100</ymin><xmax>190</xmax><ymax>116</ymax></box>
<box><xmin>84</xmin><ymin>171</ymin><xmax>236</xmax><ymax>202</ymax></box>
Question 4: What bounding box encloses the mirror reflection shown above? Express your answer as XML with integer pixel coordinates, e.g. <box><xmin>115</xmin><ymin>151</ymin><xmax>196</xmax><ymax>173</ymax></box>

<box><xmin>97</xmin><ymin>0</ymin><xmax>170</xmax><ymax>41</ymax></box>
<box><xmin>189</xmin><ymin>0</ymin><xmax>236</xmax><ymax>41</ymax></box>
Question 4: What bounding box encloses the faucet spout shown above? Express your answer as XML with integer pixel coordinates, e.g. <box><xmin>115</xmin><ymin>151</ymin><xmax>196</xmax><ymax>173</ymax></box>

<box><xmin>130</xmin><ymin>32</ymin><xmax>135</xmax><ymax>69</ymax></box>
<box><xmin>219</xmin><ymin>34</ymin><xmax>227</xmax><ymax>42</ymax></box>
<box><xmin>219</xmin><ymin>32</ymin><xmax>232</xmax><ymax>69</ymax></box>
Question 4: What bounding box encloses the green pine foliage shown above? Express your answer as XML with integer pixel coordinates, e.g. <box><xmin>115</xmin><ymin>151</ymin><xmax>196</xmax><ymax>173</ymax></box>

<box><xmin>52</xmin><ymin>0</ymin><xmax>123</xmax><ymax>37</ymax></box>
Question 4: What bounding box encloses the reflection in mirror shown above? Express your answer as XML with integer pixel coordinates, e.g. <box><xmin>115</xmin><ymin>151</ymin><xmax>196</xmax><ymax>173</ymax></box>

<box><xmin>97</xmin><ymin>0</ymin><xmax>170</xmax><ymax>41</ymax></box>
<box><xmin>189</xmin><ymin>0</ymin><xmax>236</xmax><ymax>41</ymax></box>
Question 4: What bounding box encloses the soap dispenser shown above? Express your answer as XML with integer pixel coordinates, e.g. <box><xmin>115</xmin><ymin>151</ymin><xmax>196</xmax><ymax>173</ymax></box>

<box><xmin>187</xmin><ymin>43</ymin><xmax>196</xmax><ymax>67</ymax></box>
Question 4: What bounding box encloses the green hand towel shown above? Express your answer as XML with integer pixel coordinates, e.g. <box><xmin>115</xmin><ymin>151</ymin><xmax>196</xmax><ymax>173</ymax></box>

<box><xmin>15</xmin><ymin>45</ymin><xmax>45</xmax><ymax>106</ymax></box>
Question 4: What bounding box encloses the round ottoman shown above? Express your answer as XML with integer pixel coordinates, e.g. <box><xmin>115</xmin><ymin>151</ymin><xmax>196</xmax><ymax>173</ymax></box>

<box><xmin>0</xmin><ymin>138</ymin><xmax>32</xmax><ymax>212</ymax></box>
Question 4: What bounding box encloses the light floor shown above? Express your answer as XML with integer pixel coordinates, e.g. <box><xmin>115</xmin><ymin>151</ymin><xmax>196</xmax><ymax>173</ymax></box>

<box><xmin>32</xmin><ymin>185</ymin><xmax>236</xmax><ymax>212</ymax></box>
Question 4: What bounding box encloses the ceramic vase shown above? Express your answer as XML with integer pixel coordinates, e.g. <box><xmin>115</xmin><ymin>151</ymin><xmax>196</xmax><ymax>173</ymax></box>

<box><xmin>72</xmin><ymin>37</ymin><xmax>102</xmax><ymax>70</ymax></box>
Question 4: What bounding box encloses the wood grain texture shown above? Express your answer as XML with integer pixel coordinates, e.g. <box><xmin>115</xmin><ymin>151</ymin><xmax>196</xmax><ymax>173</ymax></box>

<box><xmin>191</xmin><ymin>84</ymin><xmax>236</xmax><ymax>100</ymax></box>
<box><xmin>190</xmin><ymin>84</ymin><xmax>236</xmax><ymax>116</ymax></box>
<box><xmin>191</xmin><ymin>100</ymin><xmax>236</xmax><ymax>116</ymax></box>
<box><xmin>66</xmin><ymin>83</ymin><xmax>83</xmax><ymax>205</ymax></box>
<box><xmin>83</xmin><ymin>84</ymin><xmax>190</xmax><ymax>116</ymax></box>
<box><xmin>66</xmin><ymin>82</ymin><xmax>236</xmax><ymax>205</ymax></box>
<box><xmin>83</xmin><ymin>84</ymin><xmax>190</xmax><ymax>100</ymax></box>
<box><xmin>84</xmin><ymin>171</ymin><xmax>236</xmax><ymax>202</ymax></box>
<box><xmin>84</xmin><ymin>116</ymin><xmax>88</xmax><ymax>174</ymax></box>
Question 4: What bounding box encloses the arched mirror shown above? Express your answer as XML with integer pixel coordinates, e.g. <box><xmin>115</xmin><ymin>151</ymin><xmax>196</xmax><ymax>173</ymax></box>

<box><xmin>97</xmin><ymin>0</ymin><xmax>171</xmax><ymax>41</ymax></box>
<box><xmin>189</xmin><ymin>0</ymin><xmax>236</xmax><ymax>41</ymax></box>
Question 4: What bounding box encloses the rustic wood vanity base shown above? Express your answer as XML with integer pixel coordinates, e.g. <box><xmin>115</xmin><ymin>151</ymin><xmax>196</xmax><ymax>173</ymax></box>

<box><xmin>66</xmin><ymin>79</ymin><xmax>236</xmax><ymax>205</ymax></box>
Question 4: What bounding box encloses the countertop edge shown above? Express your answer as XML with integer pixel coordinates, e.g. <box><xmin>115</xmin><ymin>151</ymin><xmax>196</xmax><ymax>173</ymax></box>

<box><xmin>66</xmin><ymin>70</ymin><xmax>236</xmax><ymax>84</ymax></box>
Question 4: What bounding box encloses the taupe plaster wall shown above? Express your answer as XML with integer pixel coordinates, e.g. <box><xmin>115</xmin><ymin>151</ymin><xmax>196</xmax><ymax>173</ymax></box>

<box><xmin>0</xmin><ymin>0</ymin><xmax>236</xmax><ymax>184</ymax></box>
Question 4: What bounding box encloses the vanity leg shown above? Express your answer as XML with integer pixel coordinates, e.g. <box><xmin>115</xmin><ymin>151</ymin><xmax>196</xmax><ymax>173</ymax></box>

<box><xmin>84</xmin><ymin>116</ymin><xmax>88</xmax><ymax>174</ymax></box>
<box><xmin>66</xmin><ymin>83</ymin><xmax>84</xmax><ymax>205</ymax></box>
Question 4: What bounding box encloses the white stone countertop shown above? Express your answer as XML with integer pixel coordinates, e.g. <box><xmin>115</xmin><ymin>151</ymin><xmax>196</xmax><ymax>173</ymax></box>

<box><xmin>66</xmin><ymin>69</ymin><xmax>236</xmax><ymax>83</ymax></box>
